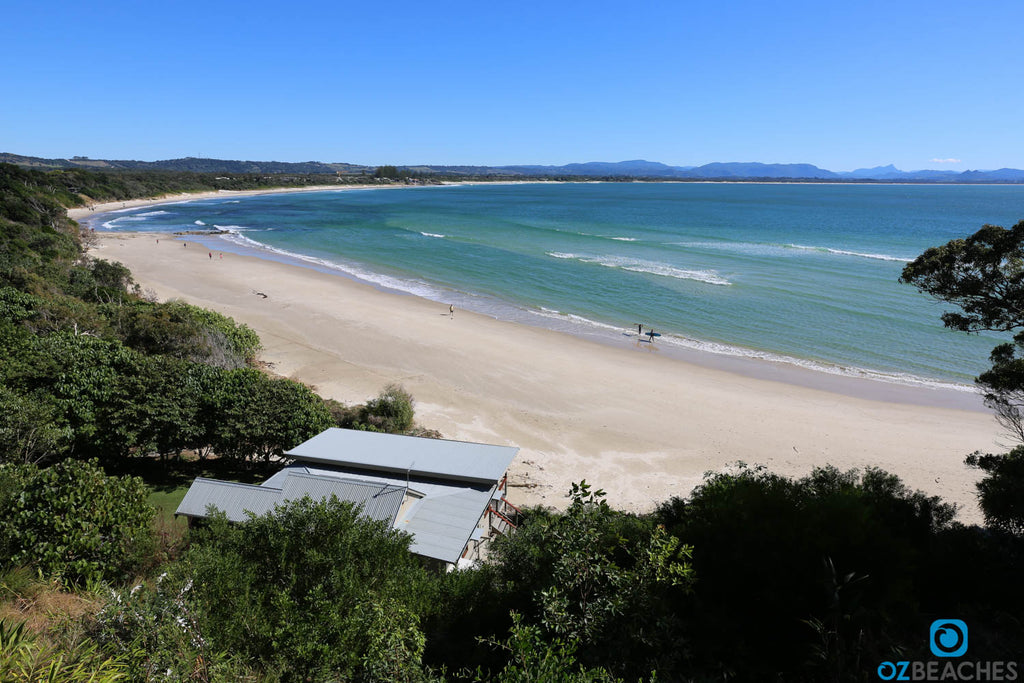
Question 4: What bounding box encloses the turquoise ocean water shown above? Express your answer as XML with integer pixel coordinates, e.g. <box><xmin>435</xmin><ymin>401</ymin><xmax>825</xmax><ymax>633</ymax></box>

<box><xmin>88</xmin><ymin>183</ymin><xmax>1024</xmax><ymax>390</ymax></box>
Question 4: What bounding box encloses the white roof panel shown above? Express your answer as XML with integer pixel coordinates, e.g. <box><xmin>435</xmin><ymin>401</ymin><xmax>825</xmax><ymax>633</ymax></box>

<box><xmin>284</xmin><ymin>428</ymin><xmax>517</xmax><ymax>485</ymax></box>
<box><xmin>289</xmin><ymin>464</ymin><xmax>499</xmax><ymax>564</ymax></box>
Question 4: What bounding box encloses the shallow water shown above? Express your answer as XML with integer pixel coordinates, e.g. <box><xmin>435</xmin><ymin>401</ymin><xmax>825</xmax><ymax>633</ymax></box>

<box><xmin>88</xmin><ymin>182</ymin><xmax>1024</xmax><ymax>389</ymax></box>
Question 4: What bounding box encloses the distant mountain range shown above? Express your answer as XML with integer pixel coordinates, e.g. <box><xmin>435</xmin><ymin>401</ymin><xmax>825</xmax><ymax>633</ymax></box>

<box><xmin>4</xmin><ymin>152</ymin><xmax>1024</xmax><ymax>183</ymax></box>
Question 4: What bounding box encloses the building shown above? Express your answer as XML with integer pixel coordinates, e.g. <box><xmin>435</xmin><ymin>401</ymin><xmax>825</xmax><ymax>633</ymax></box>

<box><xmin>175</xmin><ymin>428</ymin><xmax>520</xmax><ymax>568</ymax></box>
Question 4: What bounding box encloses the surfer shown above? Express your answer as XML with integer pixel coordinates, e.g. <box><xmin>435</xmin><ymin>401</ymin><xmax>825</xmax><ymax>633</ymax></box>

<box><xmin>648</xmin><ymin>329</ymin><xmax>656</xmax><ymax>343</ymax></box>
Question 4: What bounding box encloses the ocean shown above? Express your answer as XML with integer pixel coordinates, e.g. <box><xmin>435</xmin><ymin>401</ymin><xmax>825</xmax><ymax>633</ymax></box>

<box><xmin>87</xmin><ymin>182</ymin><xmax>1024</xmax><ymax>390</ymax></box>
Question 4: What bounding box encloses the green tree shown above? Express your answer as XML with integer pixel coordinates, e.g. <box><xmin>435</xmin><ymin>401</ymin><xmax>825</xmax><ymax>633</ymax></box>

<box><xmin>181</xmin><ymin>496</ymin><xmax>436</xmax><ymax>680</ymax></box>
<box><xmin>901</xmin><ymin>220</ymin><xmax>1024</xmax><ymax>532</ymax></box>
<box><xmin>364</xmin><ymin>383</ymin><xmax>416</xmax><ymax>433</ymax></box>
<box><xmin>656</xmin><ymin>464</ymin><xmax>958</xmax><ymax>680</ymax></box>
<box><xmin>13</xmin><ymin>332</ymin><xmax>147</xmax><ymax>461</ymax></box>
<box><xmin>965</xmin><ymin>446</ymin><xmax>1024</xmax><ymax>534</ymax></box>
<box><xmin>900</xmin><ymin>221</ymin><xmax>1024</xmax><ymax>438</ymax></box>
<box><xmin>486</xmin><ymin>482</ymin><xmax>693</xmax><ymax>678</ymax></box>
<box><xmin>113</xmin><ymin>300</ymin><xmax>260</xmax><ymax>369</ymax></box>
<box><xmin>324</xmin><ymin>384</ymin><xmax>418</xmax><ymax>434</ymax></box>
<box><xmin>210</xmin><ymin>368</ymin><xmax>334</xmax><ymax>464</ymax></box>
<box><xmin>0</xmin><ymin>386</ymin><xmax>72</xmax><ymax>464</ymax></box>
<box><xmin>0</xmin><ymin>460</ymin><xmax>154</xmax><ymax>584</ymax></box>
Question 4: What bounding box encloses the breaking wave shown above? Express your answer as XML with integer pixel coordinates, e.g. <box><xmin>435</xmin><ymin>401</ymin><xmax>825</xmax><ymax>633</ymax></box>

<box><xmin>547</xmin><ymin>252</ymin><xmax>731</xmax><ymax>286</ymax></box>
<box><xmin>787</xmin><ymin>244</ymin><xmax>912</xmax><ymax>262</ymax></box>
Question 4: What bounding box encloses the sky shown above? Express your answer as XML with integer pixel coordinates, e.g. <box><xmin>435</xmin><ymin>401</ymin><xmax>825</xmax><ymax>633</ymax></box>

<box><xmin>3</xmin><ymin>0</ymin><xmax>1022</xmax><ymax>171</ymax></box>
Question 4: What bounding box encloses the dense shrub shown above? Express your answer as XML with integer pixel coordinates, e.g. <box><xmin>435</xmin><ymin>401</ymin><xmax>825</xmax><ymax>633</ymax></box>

<box><xmin>111</xmin><ymin>300</ymin><xmax>260</xmax><ymax>368</ymax></box>
<box><xmin>655</xmin><ymin>465</ymin><xmax>961</xmax><ymax>680</ymax></box>
<box><xmin>180</xmin><ymin>496</ymin><xmax>437</xmax><ymax>680</ymax></box>
<box><xmin>331</xmin><ymin>383</ymin><xmax>418</xmax><ymax>434</ymax></box>
<box><xmin>478</xmin><ymin>482</ymin><xmax>693</xmax><ymax>679</ymax></box>
<box><xmin>966</xmin><ymin>446</ymin><xmax>1024</xmax><ymax>535</ymax></box>
<box><xmin>0</xmin><ymin>460</ymin><xmax>154</xmax><ymax>584</ymax></box>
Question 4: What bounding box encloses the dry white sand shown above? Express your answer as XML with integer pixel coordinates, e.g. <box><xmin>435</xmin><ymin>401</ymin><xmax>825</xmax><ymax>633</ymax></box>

<box><xmin>77</xmin><ymin>193</ymin><xmax>1005</xmax><ymax>523</ymax></box>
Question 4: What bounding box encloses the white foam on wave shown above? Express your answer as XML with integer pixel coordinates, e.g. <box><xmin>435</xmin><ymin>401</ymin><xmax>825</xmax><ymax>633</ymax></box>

<box><xmin>672</xmin><ymin>240</ymin><xmax>791</xmax><ymax>257</ymax></box>
<box><xmin>207</xmin><ymin>231</ymin><xmax>967</xmax><ymax>395</ymax></box>
<box><xmin>657</xmin><ymin>333</ymin><xmax>972</xmax><ymax>391</ymax></box>
<box><xmin>673</xmin><ymin>240</ymin><xmax>911</xmax><ymax>263</ymax></box>
<box><xmin>527</xmin><ymin>306</ymin><xmax>969</xmax><ymax>391</ymax></box>
<box><xmin>609</xmin><ymin>236</ymin><xmax>638</xmax><ymax>242</ymax></box>
<box><xmin>212</xmin><ymin>224</ymin><xmax>273</xmax><ymax>232</ymax></box>
<box><xmin>100</xmin><ymin>215</ymin><xmax>152</xmax><ymax>229</ymax></box>
<box><xmin>194</xmin><ymin>220</ymin><xmax>206</xmax><ymax>226</ymax></box>
<box><xmin>788</xmin><ymin>244</ymin><xmax>912</xmax><ymax>262</ymax></box>
<box><xmin>547</xmin><ymin>252</ymin><xmax>731</xmax><ymax>286</ymax></box>
<box><xmin>420</xmin><ymin>232</ymin><xmax>446</xmax><ymax>238</ymax></box>
<box><xmin>214</xmin><ymin>231</ymin><xmax>442</xmax><ymax>300</ymax></box>
<box><xmin>531</xmin><ymin>307</ymin><xmax>627</xmax><ymax>333</ymax></box>
<box><xmin>135</xmin><ymin>210</ymin><xmax>171</xmax><ymax>217</ymax></box>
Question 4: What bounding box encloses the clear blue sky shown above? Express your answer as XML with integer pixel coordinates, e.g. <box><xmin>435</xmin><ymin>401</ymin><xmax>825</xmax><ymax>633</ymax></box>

<box><xmin>3</xmin><ymin>0</ymin><xmax>1021</xmax><ymax>171</ymax></box>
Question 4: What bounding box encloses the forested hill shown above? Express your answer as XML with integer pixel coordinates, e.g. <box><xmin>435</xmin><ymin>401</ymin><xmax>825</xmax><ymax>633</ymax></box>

<box><xmin>0</xmin><ymin>160</ymin><xmax>376</xmax><ymax>211</ymax></box>
<box><xmin>7</xmin><ymin>151</ymin><xmax>1024</xmax><ymax>182</ymax></box>
<box><xmin>1</xmin><ymin>152</ymin><xmax>371</xmax><ymax>175</ymax></box>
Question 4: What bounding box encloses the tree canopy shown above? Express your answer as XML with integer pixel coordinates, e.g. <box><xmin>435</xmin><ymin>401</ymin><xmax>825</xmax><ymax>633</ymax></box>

<box><xmin>902</xmin><ymin>219</ymin><xmax>1024</xmax><ymax>534</ymax></box>
<box><xmin>901</xmin><ymin>221</ymin><xmax>1024</xmax><ymax>440</ymax></box>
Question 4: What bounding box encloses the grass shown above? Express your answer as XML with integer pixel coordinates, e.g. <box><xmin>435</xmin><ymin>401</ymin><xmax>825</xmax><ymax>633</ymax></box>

<box><xmin>106</xmin><ymin>454</ymin><xmax>280</xmax><ymax>559</ymax></box>
<box><xmin>148</xmin><ymin>486</ymin><xmax>189</xmax><ymax>529</ymax></box>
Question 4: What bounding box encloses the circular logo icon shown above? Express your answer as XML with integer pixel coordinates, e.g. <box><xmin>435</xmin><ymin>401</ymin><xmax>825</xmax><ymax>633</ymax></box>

<box><xmin>930</xmin><ymin>619</ymin><xmax>968</xmax><ymax>658</ymax></box>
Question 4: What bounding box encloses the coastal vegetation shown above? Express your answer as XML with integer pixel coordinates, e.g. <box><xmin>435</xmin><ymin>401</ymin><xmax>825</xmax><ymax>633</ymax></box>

<box><xmin>1</xmin><ymin>161</ymin><xmax>1023</xmax><ymax>680</ymax></box>
<box><xmin>901</xmin><ymin>220</ymin><xmax>1024</xmax><ymax>535</ymax></box>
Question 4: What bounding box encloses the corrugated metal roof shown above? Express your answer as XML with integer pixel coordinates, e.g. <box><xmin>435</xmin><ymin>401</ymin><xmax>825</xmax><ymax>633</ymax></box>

<box><xmin>279</xmin><ymin>473</ymin><xmax>405</xmax><ymax>525</ymax></box>
<box><xmin>402</xmin><ymin>488</ymin><xmax>494</xmax><ymax>563</ymax></box>
<box><xmin>284</xmin><ymin>428</ymin><xmax>518</xmax><ymax>485</ymax></box>
<box><xmin>271</xmin><ymin>464</ymin><xmax>499</xmax><ymax>564</ymax></box>
<box><xmin>175</xmin><ymin>473</ymin><xmax>406</xmax><ymax>526</ymax></box>
<box><xmin>176</xmin><ymin>478</ymin><xmax>281</xmax><ymax>521</ymax></box>
<box><xmin>178</xmin><ymin>426</ymin><xmax>520</xmax><ymax>565</ymax></box>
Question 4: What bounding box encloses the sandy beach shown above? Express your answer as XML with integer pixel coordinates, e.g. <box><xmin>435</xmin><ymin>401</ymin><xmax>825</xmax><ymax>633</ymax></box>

<box><xmin>77</xmin><ymin>194</ymin><xmax>1005</xmax><ymax>522</ymax></box>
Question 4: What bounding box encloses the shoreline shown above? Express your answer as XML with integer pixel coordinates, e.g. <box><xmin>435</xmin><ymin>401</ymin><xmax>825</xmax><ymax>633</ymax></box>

<box><xmin>186</xmin><ymin>227</ymin><xmax>984</xmax><ymax>412</ymax></box>
<box><xmin>68</xmin><ymin>183</ymin><xmax>391</xmax><ymax>221</ymax></box>
<box><xmin>78</xmin><ymin>186</ymin><xmax>986</xmax><ymax>412</ymax></box>
<box><xmin>93</xmin><ymin>226</ymin><xmax>1003</xmax><ymax>523</ymax></box>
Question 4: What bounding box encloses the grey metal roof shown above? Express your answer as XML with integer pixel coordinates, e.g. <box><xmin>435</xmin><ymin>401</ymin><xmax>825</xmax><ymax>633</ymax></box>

<box><xmin>284</xmin><ymin>428</ymin><xmax>518</xmax><ymax>485</ymax></box>
<box><xmin>402</xmin><ymin>488</ymin><xmax>494</xmax><ymax>563</ymax></box>
<box><xmin>284</xmin><ymin>463</ymin><xmax>499</xmax><ymax>564</ymax></box>
<box><xmin>175</xmin><ymin>473</ymin><xmax>406</xmax><ymax>526</ymax></box>
<box><xmin>176</xmin><ymin>478</ymin><xmax>281</xmax><ymax>521</ymax></box>
<box><xmin>280</xmin><ymin>473</ymin><xmax>406</xmax><ymax>525</ymax></box>
<box><xmin>178</xmin><ymin>428</ymin><xmax>520</xmax><ymax>565</ymax></box>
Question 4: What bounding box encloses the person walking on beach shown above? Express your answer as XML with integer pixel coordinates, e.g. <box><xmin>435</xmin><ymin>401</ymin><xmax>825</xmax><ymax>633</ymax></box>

<box><xmin>449</xmin><ymin>304</ymin><xmax>455</xmax><ymax>318</ymax></box>
<box><xmin>208</xmin><ymin>252</ymin><xmax>212</xmax><ymax>259</ymax></box>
